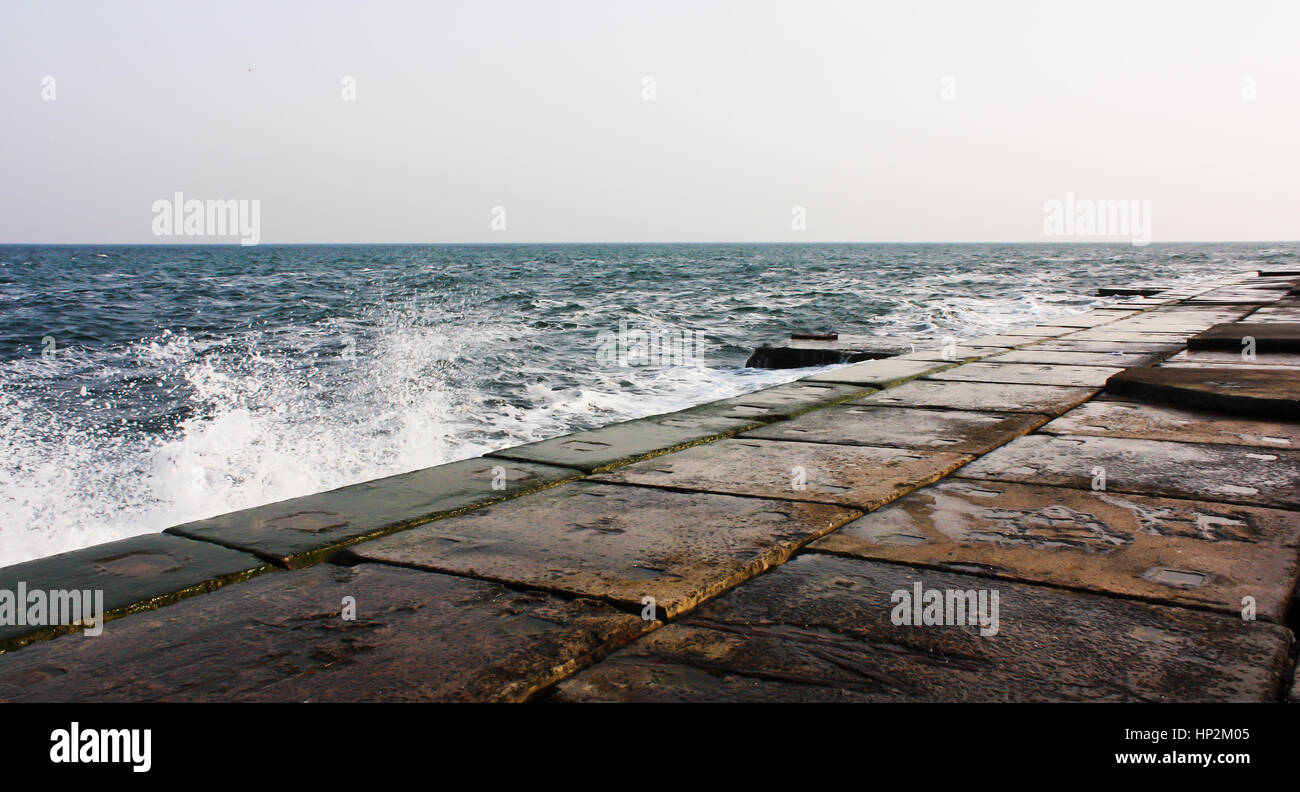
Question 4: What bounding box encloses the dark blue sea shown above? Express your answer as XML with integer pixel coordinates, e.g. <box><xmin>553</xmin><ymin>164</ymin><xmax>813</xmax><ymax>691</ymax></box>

<box><xmin>1</xmin><ymin>242</ymin><xmax>1294</xmax><ymax>564</ymax></box>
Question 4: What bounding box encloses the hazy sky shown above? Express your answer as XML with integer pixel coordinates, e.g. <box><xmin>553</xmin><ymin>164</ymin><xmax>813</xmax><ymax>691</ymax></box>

<box><xmin>1</xmin><ymin>0</ymin><xmax>1297</xmax><ymax>243</ymax></box>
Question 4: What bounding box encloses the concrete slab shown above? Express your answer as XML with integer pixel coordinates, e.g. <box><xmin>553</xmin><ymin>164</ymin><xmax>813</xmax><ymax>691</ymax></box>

<box><xmin>342</xmin><ymin>481</ymin><xmax>860</xmax><ymax>617</ymax></box>
<box><xmin>1031</xmin><ymin>338</ymin><xmax>1185</xmax><ymax>354</ymax></box>
<box><xmin>1060</xmin><ymin>329</ymin><xmax>1192</xmax><ymax>344</ymax></box>
<box><xmin>852</xmin><ymin>380</ymin><xmax>1097</xmax><ymax>415</ymax></box>
<box><xmin>1037</xmin><ymin>311</ymin><xmax>1136</xmax><ymax>328</ymax></box>
<box><xmin>168</xmin><ymin>457</ymin><xmax>584</xmax><ymax>568</ymax></box>
<box><xmin>1041</xmin><ymin>397</ymin><xmax>1300</xmax><ymax>449</ymax></box>
<box><xmin>998</xmin><ymin>326</ymin><xmax>1080</xmax><ymax>337</ymax></box>
<box><xmin>551</xmin><ymin>553</ymin><xmax>1291</xmax><ymax>702</ymax></box>
<box><xmin>487</xmin><ymin>412</ymin><xmax>761</xmax><ymax>473</ymax></box>
<box><xmin>924</xmin><ymin>362</ymin><xmax>1123</xmax><ymax>388</ymax></box>
<box><xmin>741</xmin><ymin>405</ymin><xmax>1049</xmax><ymax>455</ymax></box>
<box><xmin>963</xmin><ymin>334</ymin><xmax>1054</xmax><ymax>347</ymax></box>
<box><xmin>895</xmin><ymin>346</ymin><xmax>1010</xmax><ymax>362</ymax></box>
<box><xmin>1161</xmin><ymin>349</ymin><xmax>1300</xmax><ymax>368</ymax></box>
<box><xmin>0</xmin><ymin>534</ymin><xmax>272</xmax><ymax>652</ymax></box>
<box><xmin>982</xmin><ymin>348</ymin><xmax>1167</xmax><ymax>367</ymax></box>
<box><xmin>800</xmin><ymin>358</ymin><xmax>955</xmax><ymax>388</ymax></box>
<box><xmin>0</xmin><ymin>564</ymin><xmax>649</xmax><ymax>702</ymax></box>
<box><xmin>957</xmin><ymin>434</ymin><xmax>1300</xmax><ymax>510</ymax></box>
<box><xmin>1244</xmin><ymin>307</ymin><xmax>1300</xmax><ymax>323</ymax></box>
<box><xmin>1189</xmin><ymin>322</ymin><xmax>1300</xmax><ymax>353</ymax></box>
<box><xmin>809</xmin><ymin>479</ymin><xmax>1300</xmax><ymax>621</ymax></box>
<box><xmin>1105</xmin><ymin>367</ymin><xmax>1300</xmax><ymax>419</ymax></box>
<box><xmin>688</xmin><ymin>381</ymin><xmax>869</xmax><ymax>422</ymax></box>
<box><xmin>591</xmin><ymin>438</ymin><xmax>971</xmax><ymax>511</ymax></box>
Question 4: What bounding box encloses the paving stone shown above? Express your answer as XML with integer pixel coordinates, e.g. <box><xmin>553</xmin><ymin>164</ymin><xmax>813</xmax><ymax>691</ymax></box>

<box><xmin>924</xmin><ymin>362</ymin><xmax>1123</xmax><ymax>388</ymax></box>
<box><xmin>895</xmin><ymin>346</ymin><xmax>1009</xmax><ymax>362</ymax></box>
<box><xmin>998</xmin><ymin>326</ymin><xmax>1080</xmax><ymax>337</ymax></box>
<box><xmin>963</xmin><ymin>334</ymin><xmax>1053</xmax><ymax>347</ymax></box>
<box><xmin>1106</xmin><ymin>366</ymin><xmax>1300</xmax><ymax>419</ymax></box>
<box><xmin>0</xmin><ymin>534</ymin><xmax>272</xmax><ymax>652</ymax></box>
<box><xmin>343</xmin><ymin>481</ymin><xmax>860</xmax><ymax>617</ymax></box>
<box><xmin>0</xmin><ymin>563</ymin><xmax>649</xmax><ymax>702</ymax></box>
<box><xmin>852</xmin><ymin>380</ymin><xmax>1097</xmax><ymax>415</ymax></box>
<box><xmin>800</xmin><ymin>358</ymin><xmax>955</xmax><ymax>388</ymax></box>
<box><xmin>1038</xmin><ymin>311</ymin><xmax>1136</xmax><ymax>328</ymax></box>
<box><xmin>1189</xmin><ymin>322</ymin><xmax>1300</xmax><ymax>353</ymax></box>
<box><xmin>1060</xmin><ymin>329</ymin><xmax>1192</xmax><ymax>344</ymax></box>
<box><xmin>688</xmin><ymin>381</ymin><xmax>870</xmax><ymax>422</ymax></box>
<box><xmin>957</xmin><ymin>434</ymin><xmax>1300</xmax><ymax>510</ymax></box>
<box><xmin>982</xmin><ymin>348</ymin><xmax>1167</xmax><ymax>367</ymax></box>
<box><xmin>591</xmin><ymin>438</ymin><xmax>971</xmax><ymax>511</ymax></box>
<box><xmin>741</xmin><ymin>405</ymin><xmax>1048</xmax><ymax>455</ymax></box>
<box><xmin>1161</xmin><ymin>349</ymin><xmax>1300</xmax><ymax>368</ymax></box>
<box><xmin>551</xmin><ymin>553</ymin><xmax>1290</xmax><ymax>702</ymax></box>
<box><xmin>1244</xmin><ymin>307</ymin><xmax>1300</xmax><ymax>323</ymax></box>
<box><xmin>168</xmin><ymin>457</ymin><xmax>584</xmax><ymax>568</ymax></box>
<box><xmin>1040</xmin><ymin>397</ymin><xmax>1300</xmax><ymax>449</ymax></box>
<box><xmin>487</xmin><ymin>412</ymin><xmax>762</xmax><ymax>473</ymax></box>
<box><xmin>809</xmin><ymin>479</ymin><xmax>1300</xmax><ymax>621</ymax></box>
<box><xmin>1031</xmin><ymin>338</ymin><xmax>1185</xmax><ymax>354</ymax></box>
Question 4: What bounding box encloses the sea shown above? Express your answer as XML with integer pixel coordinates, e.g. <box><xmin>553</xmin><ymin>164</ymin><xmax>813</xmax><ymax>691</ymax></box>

<box><xmin>1</xmin><ymin>242</ymin><xmax>1294</xmax><ymax>566</ymax></box>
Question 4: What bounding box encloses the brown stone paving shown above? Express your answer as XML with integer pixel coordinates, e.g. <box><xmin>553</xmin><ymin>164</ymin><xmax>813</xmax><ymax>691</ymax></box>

<box><xmin>853</xmin><ymin>379</ymin><xmax>1097</xmax><ymax>415</ymax></box>
<box><xmin>924</xmin><ymin>361</ymin><xmax>1124</xmax><ymax>388</ymax></box>
<box><xmin>0</xmin><ymin>564</ymin><xmax>649</xmax><ymax>702</ymax></box>
<box><xmin>808</xmin><ymin>478</ymin><xmax>1300</xmax><ymax>621</ymax></box>
<box><xmin>1040</xmin><ymin>397</ymin><xmax>1300</xmax><ymax>449</ymax></box>
<box><xmin>590</xmin><ymin>438</ymin><xmax>971</xmax><ymax>511</ymax></box>
<box><xmin>1105</xmin><ymin>367</ymin><xmax>1300</xmax><ymax>419</ymax></box>
<box><xmin>341</xmin><ymin>481</ymin><xmax>861</xmax><ymax>617</ymax></box>
<box><xmin>550</xmin><ymin>553</ymin><xmax>1292</xmax><ymax>702</ymax></box>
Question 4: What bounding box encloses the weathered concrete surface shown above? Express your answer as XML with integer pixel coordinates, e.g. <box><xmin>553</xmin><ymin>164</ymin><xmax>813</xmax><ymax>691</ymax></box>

<box><xmin>963</xmin><ymin>334</ymin><xmax>1054</xmax><ymax>347</ymax></box>
<box><xmin>983</xmin><ymin>348</ymin><xmax>1167</xmax><ymax>367</ymax></box>
<box><xmin>800</xmin><ymin>358</ymin><xmax>955</xmax><ymax>388</ymax></box>
<box><xmin>853</xmin><ymin>380</ymin><xmax>1097</xmax><ymax>415</ymax></box>
<box><xmin>745</xmin><ymin>336</ymin><xmax>912</xmax><ymax>368</ymax></box>
<box><xmin>168</xmin><ymin>457</ymin><xmax>584</xmax><ymax>568</ymax></box>
<box><xmin>343</xmin><ymin>481</ymin><xmax>860</xmax><ymax>617</ymax></box>
<box><xmin>688</xmin><ymin>381</ymin><xmax>870</xmax><ymax>422</ymax></box>
<box><xmin>1060</xmin><ymin>329</ymin><xmax>1192</xmax><ymax>344</ymax></box>
<box><xmin>1037</xmin><ymin>310</ymin><xmax>1137</xmax><ymax>328</ymax></box>
<box><xmin>591</xmin><ymin>438</ymin><xmax>971</xmax><ymax>511</ymax></box>
<box><xmin>550</xmin><ymin>553</ymin><xmax>1291</xmax><ymax>702</ymax></box>
<box><xmin>1160</xmin><ymin>349</ymin><xmax>1300</xmax><ymax>368</ymax></box>
<box><xmin>1189</xmin><ymin>322</ymin><xmax>1300</xmax><ymax>353</ymax></box>
<box><xmin>895</xmin><ymin>346</ymin><xmax>1009</xmax><ymax>362</ymax></box>
<box><xmin>1031</xmin><ymin>338</ymin><xmax>1186</xmax><ymax>354</ymax></box>
<box><xmin>924</xmin><ymin>362</ymin><xmax>1124</xmax><ymax>388</ymax></box>
<box><xmin>809</xmin><ymin>479</ymin><xmax>1300</xmax><ymax>621</ymax></box>
<box><xmin>488</xmin><ymin>412</ymin><xmax>761</xmax><ymax>473</ymax></box>
<box><xmin>741</xmin><ymin>405</ymin><xmax>1048</xmax><ymax>455</ymax></box>
<box><xmin>1040</xmin><ymin>397</ymin><xmax>1300</xmax><ymax>449</ymax></box>
<box><xmin>0</xmin><ymin>534</ymin><xmax>272</xmax><ymax>653</ymax></box>
<box><xmin>957</xmin><ymin>434</ymin><xmax>1300</xmax><ymax>510</ymax></box>
<box><xmin>1246</xmin><ymin>306</ymin><xmax>1300</xmax><ymax>323</ymax></box>
<box><xmin>1105</xmin><ymin>367</ymin><xmax>1300</xmax><ymax>419</ymax></box>
<box><xmin>998</xmin><ymin>326</ymin><xmax>1080</xmax><ymax>337</ymax></box>
<box><xmin>0</xmin><ymin>564</ymin><xmax>649</xmax><ymax>702</ymax></box>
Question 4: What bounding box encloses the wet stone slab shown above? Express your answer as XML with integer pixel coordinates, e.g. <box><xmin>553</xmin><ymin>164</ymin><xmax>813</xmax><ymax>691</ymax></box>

<box><xmin>1058</xmin><ymin>329</ymin><xmax>1192</xmax><ymax>344</ymax></box>
<box><xmin>1036</xmin><ymin>311</ymin><xmax>1137</xmax><ymax>328</ymax></box>
<box><xmin>168</xmin><ymin>457</ymin><xmax>584</xmax><ymax>568</ymax></box>
<box><xmin>800</xmin><ymin>358</ymin><xmax>955</xmax><ymax>388</ymax></box>
<box><xmin>0</xmin><ymin>564</ymin><xmax>649</xmax><ymax>702</ymax></box>
<box><xmin>982</xmin><ymin>348</ymin><xmax>1168</xmax><ymax>367</ymax></box>
<box><xmin>895</xmin><ymin>346</ymin><xmax>1010</xmax><ymax>362</ymax></box>
<box><xmin>923</xmin><ymin>362</ymin><xmax>1124</xmax><ymax>388</ymax></box>
<box><xmin>997</xmin><ymin>326</ymin><xmax>1080</xmax><ymax>337</ymax></box>
<box><xmin>550</xmin><ymin>553</ymin><xmax>1290</xmax><ymax>702</ymax></box>
<box><xmin>1041</xmin><ymin>397</ymin><xmax>1300</xmax><ymax>449</ymax></box>
<box><xmin>1105</xmin><ymin>367</ymin><xmax>1300</xmax><ymax>419</ymax></box>
<box><xmin>852</xmin><ymin>380</ymin><xmax>1097</xmax><ymax>415</ymax></box>
<box><xmin>741</xmin><ymin>405</ymin><xmax>1048</xmax><ymax>455</ymax></box>
<box><xmin>343</xmin><ymin>481</ymin><xmax>861</xmax><ymax>617</ymax></box>
<box><xmin>957</xmin><ymin>434</ymin><xmax>1300</xmax><ymax>510</ymax></box>
<box><xmin>0</xmin><ymin>534</ymin><xmax>272</xmax><ymax>652</ymax></box>
<box><xmin>1189</xmin><ymin>322</ymin><xmax>1300</xmax><ymax>353</ymax></box>
<box><xmin>962</xmin><ymin>334</ymin><xmax>1054</xmax><ymax>347</ymax></box>
<box><xmin>591</xmin><ymin>438</ymin><xmax>971</xmax><ymax>511</ymax></box>
<box><xmin>487</xmin><ymin>412</ymin><xmax>762</xmax><ymax>473</ymax></box>
<box><xmin>1160</xmin><ymin>349</ymin><xmax>1300</xmax><ymax>368</ymax></box>
<box><xmin>1031</xmin><ymin>339</ymin><xmax>1186</xmax><ymax>354</ymax></box>
<box><xmin>687</xmin><ymin>381</ymin><xmax>870</xmax><ymax>422</ymax></box>
<box><xmin>809</xmin><ymin>479</ymin><xmax>1300</xmax><ymax>621</ymax></box>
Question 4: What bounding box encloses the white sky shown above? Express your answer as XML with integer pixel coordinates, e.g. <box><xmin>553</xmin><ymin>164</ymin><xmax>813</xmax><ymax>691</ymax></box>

<box><xmin>1</xmin><ymin>0</ymin><xmax>1297</xmax><ymax>243</ymax></box>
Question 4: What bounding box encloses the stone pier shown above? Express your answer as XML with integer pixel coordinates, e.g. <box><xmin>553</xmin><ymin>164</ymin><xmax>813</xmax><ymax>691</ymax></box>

<box><xmin>1</xmin><ymin>271</ymin><xmax>1297</xmax><ymax>702</ymax></box>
